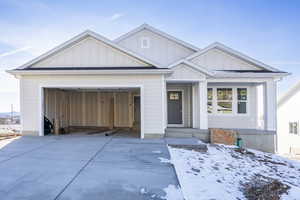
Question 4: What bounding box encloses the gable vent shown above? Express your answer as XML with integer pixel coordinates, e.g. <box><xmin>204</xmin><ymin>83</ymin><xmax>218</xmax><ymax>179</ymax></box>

<box><xmin>141</xmin><ymin>37</ymin><xmax>150</xmax><ymax>48</ymax></box>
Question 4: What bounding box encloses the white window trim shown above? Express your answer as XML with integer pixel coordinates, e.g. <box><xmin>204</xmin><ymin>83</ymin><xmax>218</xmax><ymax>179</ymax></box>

<box><xmin>207</xmin><ymin>86</ymin><xmax>250</xmax><ymax>116</ymax></box>
<box><xmin>141</xmin><ymin>37</ymin><xmax>150</xmax><ymax>49</ymax></box>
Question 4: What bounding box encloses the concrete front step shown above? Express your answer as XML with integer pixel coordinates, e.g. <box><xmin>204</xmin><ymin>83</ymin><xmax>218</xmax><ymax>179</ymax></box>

<box><xmin>165</xmin><ymin>128</ymin><xmax>210</xmax><ymax>142</ymax></box>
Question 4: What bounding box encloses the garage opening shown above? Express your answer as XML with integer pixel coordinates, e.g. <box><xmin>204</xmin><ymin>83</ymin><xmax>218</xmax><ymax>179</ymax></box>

<box><xmin>42</xmin><ymin>87</ymin><xmax>141</xmax><ymax>138</ymax></box>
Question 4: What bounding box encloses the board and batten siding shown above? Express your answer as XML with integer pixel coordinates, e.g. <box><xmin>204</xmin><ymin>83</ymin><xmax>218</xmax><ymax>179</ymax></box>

<box><xmin>31</xmin><ymin>36</ymin><xmax>149</xmax><ymax>68</ymax></box>
<box><xmin>20</xmin><ymin>74</ymin><xmax>164</xmax><ymax>136</ymax></box>
<box><xmin>117</xmin><ymin>29</ymin><xmax>195</xmax><ymax>66</ymax></box>
<box><xmin>190</xmin><ymin>48</ymin><xmax>262</xmax><ymax>71</ymax></box>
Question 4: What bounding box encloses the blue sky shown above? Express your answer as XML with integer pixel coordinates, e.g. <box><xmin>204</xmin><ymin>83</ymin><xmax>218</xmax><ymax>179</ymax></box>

<box><xmin>0</xmin><ymin>0</ymin><xmax>299</xmax><ymax>112</ymax></box>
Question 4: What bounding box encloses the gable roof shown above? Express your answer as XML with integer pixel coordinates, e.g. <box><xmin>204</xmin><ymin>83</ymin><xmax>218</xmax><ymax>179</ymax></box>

<box><xmin>17</xmin><ymin>30</ymin><xmax>161</xmax><ymax>70</ymax></box>
<box><xmin>168</xmin><ymin>59</ymin><xmax>215</xmax><ymax>76</ymax></box>
<box><xmin>278</xmin><ymin>81</ymin><xmax>300</xmax><ymax>108</ymax></box>
<box><xmin>186</xmin><ymin>42</ymin><xmax>281</xmax><ymax>72</ymax></box>
<box><xmin>114</xmin><ymin>23</ymin><xmax>200</xmax><ymax>52</ymax></box>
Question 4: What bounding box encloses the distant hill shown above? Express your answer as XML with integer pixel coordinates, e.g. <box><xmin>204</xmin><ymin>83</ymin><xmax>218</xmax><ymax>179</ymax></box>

<box><xmin>0</xmin><ymin>112</ymin><xmax>20</xmax><ymax>118</ymax></box>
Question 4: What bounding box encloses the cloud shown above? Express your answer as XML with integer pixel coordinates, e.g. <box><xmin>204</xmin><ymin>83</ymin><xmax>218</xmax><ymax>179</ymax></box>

<box><xmin>0</xmin><ymin>46</ymin><xmax>32</xmax><ymax>58</ymax></box>
<box><xmin>108</xmin><ymin>13</ymin><xmax>125</xmax><ymax>21</ymax></box>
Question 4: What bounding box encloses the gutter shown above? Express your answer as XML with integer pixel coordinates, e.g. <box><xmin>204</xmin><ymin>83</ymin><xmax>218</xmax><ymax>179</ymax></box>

<box><xmin>213</xmin><ymin>71</ymin><xmax>290</xmax><ymax>78</ymax></box>
<box><xmin>6</xmin><ymin>69</ymin><xmax>173</xmax><ymax>76</ymax></box>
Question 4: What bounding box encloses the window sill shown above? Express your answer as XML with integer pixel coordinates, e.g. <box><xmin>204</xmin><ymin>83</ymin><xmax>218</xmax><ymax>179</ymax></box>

<box><xmin>208</xmin><ymin>113</ymin><xmax>250</xmax><ymax>117</ymax></box>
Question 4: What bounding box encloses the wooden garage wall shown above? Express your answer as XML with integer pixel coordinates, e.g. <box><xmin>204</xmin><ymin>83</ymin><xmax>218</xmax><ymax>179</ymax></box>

<box><xmin>44</xmin><ymin>89</ymin><xmax>134</xmax><ymax>129</ymax></box>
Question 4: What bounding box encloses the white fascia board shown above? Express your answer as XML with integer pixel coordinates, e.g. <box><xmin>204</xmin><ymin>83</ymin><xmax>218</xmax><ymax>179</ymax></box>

<box><xmin>213</xmin><ymin>71</ymin><xmax>289</xmax><ymax>78</ymax></box>
<box><xmin>114</xmin><ymin>24</ymin><xmax>200</xmax><ymax>52</ymax></box>
<box><xmin>186</xmin><ymin>42</ymin><xmax>281</xmax><ymax>72</ymax></box>
<box><xmin>278</xmin><ymin>80</ymin><xmax>300</xmax><ymax>108</ymax></box>
<box><xmin>186</xmin><ymin>42</ymin><xmax>218</xmax><ymax>60</ymax></box>
<box><xmin>168</xmin><ymin>59</ymin><xmax>214</xmax><ymax>76</ymax></box>
<box><xmin>207</xmin><ymin>77</ymin><xmax>274</xmax><ymax>83</ymax></box>
<box><xmin>182</xmin><ymin>60</ymin><xmax>215</xmax><ymax>76</ymax></box>
<box><xmin>6</xmin><ymin>69</ymin><xmax>172</xmax><ymax>76</ymax></box>
<box><xmin>17</xmin><ymin>30</ymin><xmax>161</xmax><ymax>70</ymax></box>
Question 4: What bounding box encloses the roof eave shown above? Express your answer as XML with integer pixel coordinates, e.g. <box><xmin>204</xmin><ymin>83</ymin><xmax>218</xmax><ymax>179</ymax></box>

<box><xmin>7</xmin><ymin>69</ymin><xmax>173</xmax><ymax>76</ymax></box>
<box><xmin>213</xmin><ymin>71</ymin><xmax>290</xmax><ymax>78</ymax></box>
<box><xmin>168</xmin><ymin>59</ymin><xmax>215</xmax><ymax>76</ymax></box>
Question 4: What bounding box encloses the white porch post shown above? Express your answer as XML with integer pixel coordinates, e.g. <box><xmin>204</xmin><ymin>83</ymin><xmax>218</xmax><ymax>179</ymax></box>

<box><xmin>265</xmin><ymin>80</ymin><xmax>277</xmax><ymax>131</ymax></box>
<box><xmin>192</xmin><ymin>84</ymin><xmax>198</xmax><ymax>128</ymax></box>
<box><xmin>162</xmin><ymin>77</ymin><xmax>167</xmax><ymax>129</ymax></box>
<box><xmin>199</xmin><ymin>80</ymin><xmax>208</xmax><ymax>130</ymax></box>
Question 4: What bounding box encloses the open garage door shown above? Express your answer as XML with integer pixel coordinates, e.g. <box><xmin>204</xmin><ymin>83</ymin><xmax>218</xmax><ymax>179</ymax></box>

<box><xmin>42</xmin><ymin>87</ymin><xmax>141</xmax><ymax>138</ymax></box>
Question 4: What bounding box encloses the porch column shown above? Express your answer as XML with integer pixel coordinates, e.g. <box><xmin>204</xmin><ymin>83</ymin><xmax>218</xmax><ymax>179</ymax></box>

<box><xmin>199</xmin><ymin>80</ymin><xmax>208</xmax><ymax>130</ymax></box>
<box><xmin>162</xmin><ymin>78</ymin><xmax>167</xmax><ymax>129</ymax></box>
<box><xmin>264</xmin><ymin>80</ymin><xmax>277</xmax><ymax>131</ymax></box>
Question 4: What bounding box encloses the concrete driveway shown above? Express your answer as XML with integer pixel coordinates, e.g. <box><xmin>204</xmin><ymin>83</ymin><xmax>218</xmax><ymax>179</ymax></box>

<box><xmin>0</xmin><ymin>135</ymin><xmax>195</xmax><ymax>200</ymax></box>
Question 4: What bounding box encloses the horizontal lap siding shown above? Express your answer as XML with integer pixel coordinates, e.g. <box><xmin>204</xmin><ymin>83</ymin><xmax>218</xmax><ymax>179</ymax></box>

<box><xmin>20</xmin><ymin>75</ymin><xmax>164</xmax><ymax>136</ymax></box>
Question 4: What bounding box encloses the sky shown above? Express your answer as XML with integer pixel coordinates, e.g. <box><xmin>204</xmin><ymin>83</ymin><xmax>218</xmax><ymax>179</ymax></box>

<box><xmin>0</xmin><ymin>0</ymin><xmax>299</xmax><ymax>112</ymax></box>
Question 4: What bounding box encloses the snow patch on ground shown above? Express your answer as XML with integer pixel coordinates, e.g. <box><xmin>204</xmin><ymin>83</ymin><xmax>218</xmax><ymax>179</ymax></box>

<box><xmin>168</xmin><ymin>143</ymin><xmax>300</xmax><ymax>200</ymax></box>
<box><xmin>162</xmin><ymin>184</ymin><xmax>184</xmax><ymax>200</ymax></box>
<box><xmin>282</xmin><ymin>186</ymin><xmax>300</xmax><ymax>200</ymax></box>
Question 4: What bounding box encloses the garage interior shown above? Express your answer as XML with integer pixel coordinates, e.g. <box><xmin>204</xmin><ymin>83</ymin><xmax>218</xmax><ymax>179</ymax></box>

<box><xmin>43</xmin><ymin>88</ymin><xmax>141</xmax><ymax>137</ymax></box>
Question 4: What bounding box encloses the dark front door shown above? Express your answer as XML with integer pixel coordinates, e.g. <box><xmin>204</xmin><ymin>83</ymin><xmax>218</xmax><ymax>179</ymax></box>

<box><xmin>167</xmin><ymin>91</ymin><xmax>183</xmax><ymax>124</ymax></box>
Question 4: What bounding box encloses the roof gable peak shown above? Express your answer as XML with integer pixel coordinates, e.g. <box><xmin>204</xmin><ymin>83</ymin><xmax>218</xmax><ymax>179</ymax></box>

<box><xmin>114</xmin><ymin>24</ymin><xmax>200</xmax><ymax>52</ymax></box>
<box><xmin>17</xmin><ymin>29</ymin><xmax>161</xmax><ymax>69</ymax></box>
<box><xmin>187</xmin><ymin>42</ymin><xmax>280</xmax><ymax>72</ymax></box>
<box><xmin>168</xmin><ymin>59</ymin><xmax>214</xmax><ymax>76</ymax></box>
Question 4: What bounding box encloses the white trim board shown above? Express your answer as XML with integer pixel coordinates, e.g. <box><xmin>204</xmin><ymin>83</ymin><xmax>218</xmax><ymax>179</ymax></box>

<box><xmin>168</xmin><ymin>59</ymin><xmax>215</xmax><ymax>76</ymax></box>
<box><xmin>39</xmin><ymin>85</ymin><xmax>145</xmax><ymax>139</ymax></box>
<box><xmin>278</xmin><ymin>80</ymin><xmax>300</xmax><ymax>108</ymax></box>
<box><xmin>7</xmin><ymin>69</ymin><xmax>172</xmax><ymax>76</ymax></box>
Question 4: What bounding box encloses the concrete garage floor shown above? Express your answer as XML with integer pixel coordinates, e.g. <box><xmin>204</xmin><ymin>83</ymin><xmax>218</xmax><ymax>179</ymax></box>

<box><xmin>0</xmin><ymin>135</ymin><xmax>198</xmax><ymax>200</ymax></box>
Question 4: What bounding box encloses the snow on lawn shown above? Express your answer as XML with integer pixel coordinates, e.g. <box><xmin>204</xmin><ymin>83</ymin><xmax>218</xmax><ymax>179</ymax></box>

<box><xmin>168</xmin><ymin>143</ymin><xmax>300</xmax><ymax>200</ymax></box>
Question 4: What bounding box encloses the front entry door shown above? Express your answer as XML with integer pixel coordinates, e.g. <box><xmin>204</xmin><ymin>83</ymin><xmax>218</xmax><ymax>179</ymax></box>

<box><xmin>167</xmin><ymin>91</ymin><xmax>183</xmax><ymax>125</ymax></box>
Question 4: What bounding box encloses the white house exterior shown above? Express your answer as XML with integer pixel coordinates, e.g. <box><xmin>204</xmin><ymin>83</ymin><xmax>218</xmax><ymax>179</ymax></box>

<box><xmin>278</xmin><ymin>83</ymin><xmax>300</xmax><ymax>155</ymax></box>
<box><xmin>8</xmin><ymin>24</ymin><xmax>288</xmax><ymax>153</ymax></box>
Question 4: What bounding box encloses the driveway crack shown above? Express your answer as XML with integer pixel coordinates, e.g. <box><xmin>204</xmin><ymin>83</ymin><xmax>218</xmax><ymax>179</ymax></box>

<box><xmin>53</xmin><ymin>137</ymin><xmax>113</xmax><ymax>200</ymax></box>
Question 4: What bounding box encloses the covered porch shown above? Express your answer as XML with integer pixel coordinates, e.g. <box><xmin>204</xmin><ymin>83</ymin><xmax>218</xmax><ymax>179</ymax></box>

<box><xmin>164</xmin><ymin>78</ymin><xmax>277</xmax><ymax>134</ymax></box>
